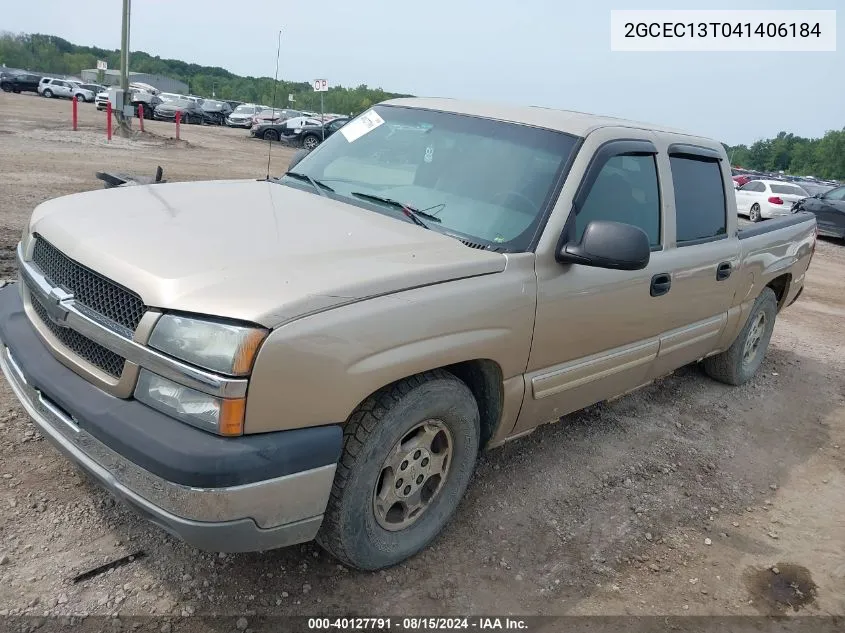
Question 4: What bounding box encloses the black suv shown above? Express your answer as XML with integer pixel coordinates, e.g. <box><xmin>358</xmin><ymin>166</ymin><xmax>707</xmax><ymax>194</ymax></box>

<box><xmin>0</xmin><ymin>73</ymin><xmax>42</xmax><ymax>94</ymax></box>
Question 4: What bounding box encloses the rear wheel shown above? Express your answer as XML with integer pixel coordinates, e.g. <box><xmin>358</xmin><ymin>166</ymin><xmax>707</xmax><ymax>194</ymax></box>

<box><xmin>703</xmin><ymin>287</ymin><xmax>777</xmax><ymax>386</ymax></box>
<box><xmin>749</xmin><ymin>203</ymin><xmax>762</xmax><ymax>222</ymax></box>
<box><xmin>317</xmin><ymin>370</ymin><xmax>480</xmax><ymax>570</ymax></box>
<box><xmin>1</xmin><ymin>83</ymin><xmax>11</xmax><ymax>93</ymax></box>
<box><xmin>43</xmin><ymin>89</ymin><xmax>53</xmax><ymax>98</ymax></box>
<box><xmin>302</xmin><ymin>134</ymin><xmax>320</xmax><ymax>150</ymax></box>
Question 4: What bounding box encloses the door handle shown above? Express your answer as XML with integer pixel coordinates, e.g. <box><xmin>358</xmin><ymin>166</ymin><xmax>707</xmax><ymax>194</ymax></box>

<box><xmin>716</xmin><ymin>261</ymin><xmax>732</xmax><ymax>281</ymax></box>
<box><xmin>650</xmin><ymin>273</ymin><xmax>672</xmax><ymax>297</ymax></box>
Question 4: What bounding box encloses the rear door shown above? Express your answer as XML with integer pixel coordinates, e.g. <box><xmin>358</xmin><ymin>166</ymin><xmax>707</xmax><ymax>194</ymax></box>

<box><xmin>815</xmin><ymin>186</ymin><xmax>845</xmax><ymax>236</ymax></box>
<box><xmin>647</xmin><ymin>143</ymin><xmax>741</xmax><ymax>378</ymax></box>
<box><xmin>735</xmin><ymin>180</ymin><xmax>764</xmax><ymax>214</ymax></box>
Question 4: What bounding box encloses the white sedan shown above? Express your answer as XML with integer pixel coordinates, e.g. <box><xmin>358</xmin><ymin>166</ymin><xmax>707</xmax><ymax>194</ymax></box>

<box><xmin>735</xmin><ymin>179</ymin><xmax>810</xmax><ymax>222</ymax></box>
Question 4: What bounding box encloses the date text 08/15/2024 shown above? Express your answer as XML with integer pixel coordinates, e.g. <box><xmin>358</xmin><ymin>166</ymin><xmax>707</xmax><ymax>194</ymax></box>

<box><xmin>307</xmin><ymin>617</ymin><xmax>529</xmax><ymax>630</ymax></box>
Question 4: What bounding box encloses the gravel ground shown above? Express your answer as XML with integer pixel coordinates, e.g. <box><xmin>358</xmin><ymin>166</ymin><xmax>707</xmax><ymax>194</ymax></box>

<box><xmin>0</xmin><ymin>92</ymin><xmax>843</xmax><ymax>621</ymax></box>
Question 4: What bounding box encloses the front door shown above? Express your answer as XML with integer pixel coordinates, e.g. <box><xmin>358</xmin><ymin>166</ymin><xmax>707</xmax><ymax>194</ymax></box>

<box><xmin>514</xmin><ymin>138</ymin><xmax>671</xmax><ymax>433</ymax></box>
<box><xmin>808</xmin><ymin>186</ymin><xmax>845</xmax><ymax>236</ymax></box>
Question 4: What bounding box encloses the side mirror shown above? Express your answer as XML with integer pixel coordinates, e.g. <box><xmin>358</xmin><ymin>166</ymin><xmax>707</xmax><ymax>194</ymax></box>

<box><xmin>557</xmin><ymin>220</ymin><xmax>650</xmax><ymax>271</ymax></box>
<box><xmin>288</xmin><ymin>148</ymin><xmax>310</xmax><ymax>171</ymax></box>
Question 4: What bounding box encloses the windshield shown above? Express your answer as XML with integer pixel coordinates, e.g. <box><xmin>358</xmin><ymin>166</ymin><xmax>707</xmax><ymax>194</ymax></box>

<box><xmin>168</xmin><ymin>98</ymin><xmax>191</xmax><ymax>107</ymax></box>
<box><xmin>202</xmin><ymin>100</ymin><xmax>225</xmax><ymax>110</ymax></box>
<box><xmin>233</xmin><ymin>105</ymin><xmax>255</xmax><ymax>114</ymax></box>
<box><xmin>278</xmin><ymin>105</ymin><xmax>578</xmax><ymax>251</ymax></box>
<box><xmin>770</xmin><ymin>183</ymin><xmax>808</xmax><ymax>196</ymax></box>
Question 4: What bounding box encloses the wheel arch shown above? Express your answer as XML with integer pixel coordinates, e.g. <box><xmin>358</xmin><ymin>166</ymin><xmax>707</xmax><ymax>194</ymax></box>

<box><xmin>362</xmin><ymin>360</ymin><xmax>505</xmax><ymax>450</ymax></box>
<box><xmin>766</xmin><ymin>272</ymin><xmax>792</xmax><ymax>311</ymax></box>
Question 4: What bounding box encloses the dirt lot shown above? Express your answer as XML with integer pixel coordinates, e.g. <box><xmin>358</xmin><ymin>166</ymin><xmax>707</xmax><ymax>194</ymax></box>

<box><xmin>0</xmin><ymin>92</ymin><xmax>843</xmax><ymax>622</ymax></box>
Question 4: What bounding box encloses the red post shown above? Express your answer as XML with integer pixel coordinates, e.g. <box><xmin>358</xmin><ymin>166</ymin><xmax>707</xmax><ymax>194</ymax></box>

<box><xmin>175</xmin><ymin>110</ymin><xmax>181</xmax><ymax>140</ymax></box>
<box><xmin>106</xmin><ymin>101</ymin><xmax>113</xmax><ymax>141</ymax></box>
<box><xmin>138</xmin><ymin>104</ymin><xmax>144</xmax><ymax>132</ymax></box>
<box><xmin>72</xmin><ymin>95</ymin><xmax>78</xmax><ymax>131</ymax></box>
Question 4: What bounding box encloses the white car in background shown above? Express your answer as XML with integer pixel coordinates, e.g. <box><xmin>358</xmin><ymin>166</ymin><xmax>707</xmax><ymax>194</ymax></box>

<box><xmin>735</xmin><ymin>179</ymin><xmax>810</xmax><ymax>222</ymax></box>
<box><xmin>37</xmin><ymin>77</ymin><xmax>95</xmax><ymax>101</ymax></box>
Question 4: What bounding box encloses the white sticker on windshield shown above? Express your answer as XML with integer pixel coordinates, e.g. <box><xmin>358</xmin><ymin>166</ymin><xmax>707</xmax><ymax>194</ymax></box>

<box><xmin>340</xmin><ymin>109</ymin><xmax>385</xmax><ymax>143</ymax></box>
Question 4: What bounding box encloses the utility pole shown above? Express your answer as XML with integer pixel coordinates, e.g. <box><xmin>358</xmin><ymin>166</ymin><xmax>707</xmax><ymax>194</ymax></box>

<box><xmin>117</xmin><ymin>0</ymin><xmax>132</xmax><ymax>132</ymax></box>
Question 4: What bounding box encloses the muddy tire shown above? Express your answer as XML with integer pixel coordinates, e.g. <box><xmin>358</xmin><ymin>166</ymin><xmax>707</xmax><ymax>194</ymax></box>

<box><xmin>317</xmin><ymin>370</ymin><xmax>480</xmax><ymax>570</ymax></box>
<box><xmin>703</xmin><ymin>287</ymin><xmax>777</xmax><ymax>386</ymax></box>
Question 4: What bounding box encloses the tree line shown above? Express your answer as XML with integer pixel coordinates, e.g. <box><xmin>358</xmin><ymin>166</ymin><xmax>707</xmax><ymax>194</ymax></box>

<box><xmin>725</xmin><ymin>130</ymin><xmax>845</xmax><ymax>181</ymax></box>
<box><xmin>0</xmin><ymin>32</ymin><xmax>411</xmax><ymax>115</ymax></box>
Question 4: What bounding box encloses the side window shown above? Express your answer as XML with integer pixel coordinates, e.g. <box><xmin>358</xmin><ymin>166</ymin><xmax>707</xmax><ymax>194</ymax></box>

<box><xmin>575</xmin><ymin>154</ymin><xmax>661</xmax><ymax>247</ymax></box>
<box><xmin>825</xmin><ymin>186</ymin><xmax>845</xmax><ymax>201</ymax></box>
<box><xmin>670</xmin><ymin>155</ymin><xmax>727</xmax><ymax>244</ymax></box>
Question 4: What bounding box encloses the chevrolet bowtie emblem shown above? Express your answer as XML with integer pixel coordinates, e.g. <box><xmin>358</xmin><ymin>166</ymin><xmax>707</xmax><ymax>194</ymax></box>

<box><xmin>44</xmin><ymin>286</ymin><xmax>73</xmax><ymax>325</ymax></box>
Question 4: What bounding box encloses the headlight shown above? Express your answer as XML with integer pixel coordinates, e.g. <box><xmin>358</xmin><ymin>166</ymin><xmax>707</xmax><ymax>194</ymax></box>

<box><xmin>135</xmin><ymin>369</ymin><xmax>245</xmax><ymax>435</ymax></box>
<box><xmin>148</xmin><ymin>314</ymin><xmax>267</xmax><ymax>376</ymax></box>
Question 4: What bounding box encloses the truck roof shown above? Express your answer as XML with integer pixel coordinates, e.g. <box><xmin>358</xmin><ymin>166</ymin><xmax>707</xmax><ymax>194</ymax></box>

<box><xmin>381</xmin><ymin>97</ymin><xmax>712</xmax><ymax>143</ymax></box>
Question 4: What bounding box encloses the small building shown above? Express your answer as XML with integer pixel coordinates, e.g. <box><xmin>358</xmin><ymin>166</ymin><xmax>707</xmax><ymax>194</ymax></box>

<box><xmin>80</xmin><ymin>69</ymin><xmax>188</xmax><ymax>94</ymax></box>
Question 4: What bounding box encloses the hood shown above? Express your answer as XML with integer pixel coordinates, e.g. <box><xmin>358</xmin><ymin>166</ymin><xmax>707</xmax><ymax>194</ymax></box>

<box><xmin>28</xmin><ymin>180</ymin><xmax>506</xmax><ymax>327</ymax></box>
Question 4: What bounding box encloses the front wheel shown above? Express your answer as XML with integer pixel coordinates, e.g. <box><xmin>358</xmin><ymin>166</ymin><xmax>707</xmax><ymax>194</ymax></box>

<box><xmin>703</xmin><ymin>287</ymin><xmax>777</xmax><ymax>386</ymax></box>
<box><xmin>263</xmin><ymin>129</ymin><xmax>279</xmax><ymax>141</ymax></box>
<box><xmin>317</xmin><ymin>370</ymin><xmax>480</xmax><ymax>570</ymax></box>
<box><xmin>1</xmin><ymin>83</ymin><xmax>11</xmax><ymax>93</ymax></box>
<box><xmin>749</xmin><ymin>203</ymin><xmax>762</xmax><ymax>222</ymax></box>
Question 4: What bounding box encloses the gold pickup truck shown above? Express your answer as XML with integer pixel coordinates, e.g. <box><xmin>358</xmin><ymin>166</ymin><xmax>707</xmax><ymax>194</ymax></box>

<box><xmin>0</xmin><ymin>98</ymin><xmax>817</xmax><ymax>570</ymax></box>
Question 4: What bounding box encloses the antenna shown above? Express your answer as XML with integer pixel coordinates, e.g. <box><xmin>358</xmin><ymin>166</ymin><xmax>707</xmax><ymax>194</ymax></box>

<box><xmin>266</xmin><ymin>29</ymin><xmax>282</xmax><ymax>181</ymax></box>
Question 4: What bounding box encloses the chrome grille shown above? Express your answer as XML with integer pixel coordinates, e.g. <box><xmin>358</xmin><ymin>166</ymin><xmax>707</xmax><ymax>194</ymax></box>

<box><xmin>30</xmin><ymin>294</ymin><xmax>125</xmax><ymax>378</ymax></box>
<box><xmin>31</xmin><ymin>237</ymin><xmax>146</xmax><ymax>333</ymax></box>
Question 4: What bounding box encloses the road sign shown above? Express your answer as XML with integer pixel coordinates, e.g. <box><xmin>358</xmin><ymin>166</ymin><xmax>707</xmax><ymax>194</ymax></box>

<box><xmin>97</xmin><ymin>60</ymin><xmax>108</xmax><ymax>71</ymax></box>
<box><xmin>288</xmin><ymin>93</ymin><xmax>295</xmax><ymax>102</ymax></box>
<box><xmin>313</xmin><ymin>79</ymin><xmax>329</xmax><ymax>92</ymax></box>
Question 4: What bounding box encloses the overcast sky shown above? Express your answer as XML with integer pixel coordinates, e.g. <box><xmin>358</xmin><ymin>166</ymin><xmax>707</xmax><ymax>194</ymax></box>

<box><xmin>3</xmin><ymin>0</ymin><xmax>841</xmax><ymax>145</ymax></box>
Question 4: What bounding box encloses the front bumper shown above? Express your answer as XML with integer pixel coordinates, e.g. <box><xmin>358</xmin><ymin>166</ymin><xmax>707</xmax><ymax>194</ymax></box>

<box><xmin>0</xmin><ymin>284</ymin><xmax>342</xmax><ymax>552</ymax></box>
<box><xmin>226</xmin><ymin>118</ymin><xmax>252</xmax><ymax>128</ymax></box>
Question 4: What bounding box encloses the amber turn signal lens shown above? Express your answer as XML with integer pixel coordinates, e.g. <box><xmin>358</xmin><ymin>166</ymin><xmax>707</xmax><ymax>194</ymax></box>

<box><xmin>219</xmin><ymin>398</ymin><xmax>246</xmax><ymax>436</ymax></box>
<box><xmin>232</xmin><ymin>329</ymin><xmax>268</xmax><ymax>376</ymax></box>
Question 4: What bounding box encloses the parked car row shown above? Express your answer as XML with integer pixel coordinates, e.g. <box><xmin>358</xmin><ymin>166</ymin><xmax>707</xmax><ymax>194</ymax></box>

<box><xmin>0</xmin><ymin>70</ymin><xmax>104</xmax><ymax>103</ymax></box>
<box><xmin>734</xmin><ymin>176</ymin><xmax>845</xmax><ymax>239</ymax></box>
<box><xmin>2</xmin><ymin>70</ymin><xmax>347</xmax><ymax>145</ymax></box>
<box><xmin>251</xmin><ymin>115</ymin><xmax>349</xmax><ymax>150</ymax></box>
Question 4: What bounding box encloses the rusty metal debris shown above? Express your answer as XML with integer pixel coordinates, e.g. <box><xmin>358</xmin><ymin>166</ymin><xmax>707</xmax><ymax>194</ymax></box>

<box><xmin>71</xmin><ymin>550</ymin><xmax>146</xmax><ymax>584</ymax></box>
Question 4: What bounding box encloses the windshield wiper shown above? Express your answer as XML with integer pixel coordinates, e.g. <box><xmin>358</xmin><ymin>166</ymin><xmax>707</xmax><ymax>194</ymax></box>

<box><xmin>350</xmin><ymin>192</ymin><xmax>442</xmax><ymax>228</ymax></box>
<box><xmin>284</xmin><ymin>171</ymin><xmax>334</xmax><ymax>196</ymax></box>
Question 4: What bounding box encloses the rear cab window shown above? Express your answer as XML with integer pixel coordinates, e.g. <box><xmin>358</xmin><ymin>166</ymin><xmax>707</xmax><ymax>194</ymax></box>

<box><xmin>668</xmin><ymin>146</ymin><xmax>727</xmax><ymax>246</ymax></box>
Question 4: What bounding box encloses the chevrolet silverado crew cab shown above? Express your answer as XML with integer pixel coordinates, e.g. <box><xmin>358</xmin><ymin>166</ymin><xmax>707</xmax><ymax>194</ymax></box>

<box><xmin>0</xmin><ymin>98</ymin><xmax>817</xmax><ymax>570</ymax></box>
